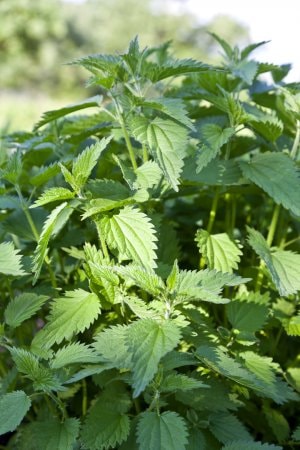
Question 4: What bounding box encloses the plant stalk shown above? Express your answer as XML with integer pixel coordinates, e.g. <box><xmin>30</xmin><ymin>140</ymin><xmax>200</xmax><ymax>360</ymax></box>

<box><xmin>291</xmin><ymin>119</ymin><xmax>300</xmax><ymax>160</ymax></box>
<box><xmin>120</xmin><ymin>117</ymin><xmax>138</xmax><ymax>170</ymax></box>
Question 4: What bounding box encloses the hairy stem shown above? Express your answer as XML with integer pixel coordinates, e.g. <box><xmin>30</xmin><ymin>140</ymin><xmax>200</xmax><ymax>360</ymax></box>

<box><xmin>120</xmin><ymin>117</ymin><xmax>138</xmax><ymax>170</ymax></box>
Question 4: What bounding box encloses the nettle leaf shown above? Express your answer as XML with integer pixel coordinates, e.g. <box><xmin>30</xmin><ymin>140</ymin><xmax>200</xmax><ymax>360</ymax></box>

<box><xmin>226</xmin><ymin>298</ymin><xmax>269</xmax><ymax>336</ymax></box>
<box><xmin>134</xmin><ymin>161</ymin><xmax>163</xmax><ymax>190</ymax></box>
<box><xmin>114</xmin><ymin>265</ymin><xmax>165</xmax><ymax>296</ymax></box>
<box><xmin>142</xmin><ymin>97</ymin><xmax>195</xmax><ymax>130</ymax></box>
<box><xmin>282</xmin><ymin>314</ymin><xmax>300</xmax><ymax>336</ymax></box>
<box><xmin>222</xmin><ymin>442</ymin><xmax>283</xmax><ymax>450</ymax></box>
<box><xmin>87</xmin><ymin>179</ymin><xmax>130</xmax><ymax>200</ymax></box>
<box><xmin>196</xmin><ymin>124</ymin><xmax>235</xmax><ymax>172</ymax></box>
<box><xmin>72</xmin><ymin>137</ymin><xmax>111</xmax><ymax>188</ymax></box>
<box><xmin>98</xmin><ymin>206</ymin><xmax>158</xmax><ymax>269</ymax></box>
<box><xmin>32</xmin><ymin>202</ymin><xmax>71</xmax><ymax>284</ymax></box>
<box><xmin>93</xmin><ymin>324</ymin><xmax>132</xmax><ymax>369</ymax></box>
<box><xmin>32</xmin><ymin>289</ymin><xmax>100</xmax><ymax>349</ymax></box>
<box><xmin>293</xmin><ymin>425</ymin><xmax>300</xmax><ymax>441</ymax></box>
<box><xmin>232</xmin><ymin>60</ymin><xmax>258</xmax><ymax>85</ymax></box>
<box><xmin>150</xmin><ymin>58</ymin><xmax>211</xmax><ymax>82</ymax></box>
<box><xmin>10</xmin><ymin>348</ymin><xmax>63</xmax><ymax>392</ymax></box>
<box><xmin>81</xmin><ymin>385</ymin><xmax>131</xmax><ymax>450</ymax></box>
<box><xmin>31</xmin><ymin>187</ymin><xmax>75</xmax><ymax>208</ymax></box>
<box><xmin>130</xmin><ymin>116</ymin><xmax>188</xmax><ymax>191</ymax></box>
<box><xmin>21</xmin><ymin>418</ymin><xmax>80</xmax><ymax>450</ymax></box>
<box><xmin>184</xmin><ymin>156</ymin><xmax>244</xmax><ymax>186</ymax></box>
<box><xmin>0</xmin><ymin>242</ymin><xmax>27</xmax><ymax>276</ymax></box>
<box><xmin>50</xmin><ymin>343</ymin><xmax>99</xmax><ymax>369</ymax></box>
<box><xmin>175</xmin><ymin>269</ymin><xmax>249</xmax><ymax>304</ymax></box>
<box><xmin>160</xmin><ymin>373</ymin><xmax>208</xmax><ymax>393</ymax></box>
<box><xmin>4</xmin><ymin>293</ymin><xmax>48</xmax><ymax>328</ymax></box>
<box><xmin>136</xmin><ymin>411</ymin><xmax>188</xmax><ymax>450</ymax></box>
<box><xmin>126</xmin><ymin>319</ymin><xmax>181</xmax><ymax>397</ymax></box>
<box><xmin>240</xmin><ymin>153</ymin><xmax>300</xmax><ymax>217</ymax></box>
<box><xmin>247</xmin><ymin>227</ymin><xmax>300</xmax><ymax>296</ymax></box>
<box><xmin>209</xmin><ymin>411</ymin><xmax>253</xmax><ymax>444</ymax></box>
<box><xmin>196</xmin><ymin>230</ymin><xmax>242</xmax><ymax>273</ymax></box>
<box><xmin>0</xmin><ymin>391</ymin><xmax>31</xmax><ymax>435</ymax></box>
<box><xmin>81</xmin><ymin>197</ymin><xmax>132</xmax><ymax>220</ymax></box>
<box><xmin>263</xmin><ymin>405</ymin><xmax>290</xmax><ymax>443</ymax></box>
<box><xmin>34</xmin><ymin>95</ymin><xmax>102</xmax><ymax>129</ymax></box>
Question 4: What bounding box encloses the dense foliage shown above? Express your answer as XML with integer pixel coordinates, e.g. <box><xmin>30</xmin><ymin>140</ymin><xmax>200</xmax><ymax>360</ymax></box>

<box><xmin>0</xmin><ymin>36</ymin><xmax>300</xmax><ymax>449</ymax></box>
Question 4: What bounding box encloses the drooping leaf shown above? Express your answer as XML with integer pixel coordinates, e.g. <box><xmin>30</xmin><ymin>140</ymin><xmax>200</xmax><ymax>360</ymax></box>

<box><xmin>50</xmin><ymin>343</ymin><xmax>99</xmax><ymax>369</ymax></box>
<box><xmin>0</xmin><ymin>242</ymin><xmax>27</xmax><ymax>276</ymax></box>
<box><xmin>240</xmin><ymin>153</ymin><xmax>300</xmax><ymax>216</ymax></box>
<box><xmin>20</xmin><ymin>417</ymin><xmax>80</xmax><ymax>450</ymax></box>
<box><xmin>34</xmin><ymin>96</ymin><xmax>102</xmax><ymax>129</ymax></box>
<box><xmin>32</xmin><ymin>289</ymin><xmax>100</xmax><ymax>349</ymax></box>
<box><xmin>247</xmin><ymin>227</ymin><xmax>300</xmax><ymax>296</ymax></box>
<box><xmin>81</xmin><ymin>385</ymin><xmax>131</xmax><ymax>450</ymax></box>
<box><xmin>263</xmin><ymin>405</ymin><xmax>290</xmax><ymax>443</ymax></box>
<box><xmin>160</xmin><ymin>373</ymin><xmax>208</xmax><ymax>392</ymax></box>
<box><xmin>98</xmin><ymin>206</ymin><xmax>158</xmax><ymax>268</ymax></box>
<box><xmin>196</xmin><ymin>124</ymin><xmax>235</xmax><ymax>172</ymax></box>
<box><xmin>196</xmin><ymin>230</ymin><xmax>242</xmax><ymax>273</ymax></box>
<box><xmin>32</xmin><ymin>202</ymin><xmax>70</xmax><ymax>284</ymax></box>
<box><xmin>30</xmin><ymin>187</ymin><xmax>75</xmax><ymax>208</ymax></box>
<box><xmin>0</xmin><ymin>391</ymin><xmax>31</xmax><ymax>435</ymax></box>
<box><xmin>126</xmin><ymin>319</ymin><xmax>181</xmax><ymax>397</ymax></box>
<box><xmin>4</xmin><ymin>293</ymin><xmax>48</xmax><ymax>328</ymax></box>
<box><xmin>226</xmin><ymin>298</ymin><xmax>269</xmax><ymax>335</ymax></box>
<box><xmin>130</xmin><ymin>117</ymin><xmax>188</xmax><ymax>190</ymax></box>
<box><xmin>136</xmin><ymin>411</ymin><xmax>188</xmax><ymax>450</ymax></box>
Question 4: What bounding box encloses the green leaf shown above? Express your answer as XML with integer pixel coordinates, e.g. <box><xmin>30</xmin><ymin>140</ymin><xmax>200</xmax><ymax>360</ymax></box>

<box><xmin>134</xmin><ymin>161</ymin><xmax>163</xmax><ymax>190</ymax></box>
<box><xmin>0</xmin><ymin>242</ymin><xmax>27</xmax><ymax>276</ymax></box>
<box><xmin>114</xmin><ymin>265</ymin><xmax>165</xmax><ymax>296</ymax></box>
<box><xmin>196</xmin><ymin>124</ymin><xmax>235</xmax><ymax>172</ymax></box>
<box><xmin>93</xmin><ymin>324</ymin><xmax>132</xmax><ymax>369</ymax></box>
<box><xmin>226</xmin><ymin>298</ymin><xmax>269</xmax><ymax>335</ymax></box>
<box><xmin>0</xmin><ymin>391</ymin><xmax>31</xmax><ymax>435</ymax></box>
<box><xmin>196</xmin><ymin>230</ymin><xmax>242</xmax><ymax>273</ymax></box>
<box><xmin>32</xmin><ymin>202</ymin><xmax>70</xmax><ymax>284</ymax></box>
<box><xmin>130</xmin><ymin>117</ymin><xmax>188</xmax><ymax>191</ymax></box>
<box><xmin>222</xmin><ymin>442</ymin><xmax>282</xmax><ymax>450</ymax></box>
<box><xmin>126</xmin><ymin>319</ymin><xmax>181</xmax><ymax>397</ymax></box>
<box><xmin>150</xmin><ymin>58</ymin><xmax>211</xmax><ymax>82</ymax></box>
<box><xmin>209</xmin><ymin>411</ymin><xmax>253</xmax><ymax>444</ymax></box>
<box><xmin>137</xmin><ymin>411</ymin><xmax>188</xmax><ymax>450</ymax></box>
<box><xmin>4</xmin><ymin>293</ymin><xmax>48</xmax><ymax>328</ymax></box>
<box><xmin>160</xmin><ymin>373</ymin><xmax>208</xmax><ymax>392</ymax></box>
<box><xmin>282</xmin><ymin>314</ymin><xmax>300</xmax><ymax>336</ymax></box>
<box><xmin>232</xmin><ymin>60</ymin><xmax>258</xmax><ymax>85</ymax></box>
<box><xmin>31</xmin><ymin>187</ymin><xmax>75</xmax><ymax>208</ymax></box>
<box><xmin>293</xmin><ymin>425</ymin><xmax>300</xmax><ymax>441</ymax></box>
<box><xmin>81</xmin><ymin>197</ymin><xmax>132</xmax><ymax>220</ymax></box>
<box><xmin>70</xmin><ymin>137</ymin><xmax>111</xmax><ymax>191</ymax></box>
<box><xmin>81</xmin><ymin>385</ymin><xmax>131</xmax><ymax>450</ymax></box>
<box><xmin>263</xmin><ymin>405</ymin><xmax>290</xmax><ymax>443</ymax></box>
<box><xmin>247</xmin><ymin>227</ymin><xmax>300</xmax><ymax>296</ymax></box>
<box><xmin>34</xmin><ymin>95</ymin><xmax>102</xmax><ymax>129</ymax></box>
<box><xmin>50</xmin><ymin>343</ymin><xmax>99</xmax><ymax>369</ymax></box>
<box><xmin>142</xmin><ymin>97</ymin><xmax>195</xmax><ymax>130</ymax></box>
<box><xmin>183</xmin><ymin>157</ymin><xmax>244</xmax><ymax>186</ymax></box>
<box><xmin>21</xmin><ymin>417</ymin><xmax>80</xmax><ymax>450</ymax></box>
<box><xmin>87</xmin><ymin>179</ymin><xmax>130</xmax><ymax>200</ymax></box>
<box><xmin>98</xmin><ymin>206</ymin><xmax>158</xmax><ymax>269</ymax></box>
<box><xmin>240</xmin><ymin>153</ymin><xmax>300</xmax><ymax>216</ymax></box>
<box><xmin>10</xmin><ymin>348</ymin><xmax>63</xmax><ymax>392</ymax></box>
<box><xmin>32</xmin><ymin>289</ymin><xmax>100</xmax><ymax>349</ymax></box>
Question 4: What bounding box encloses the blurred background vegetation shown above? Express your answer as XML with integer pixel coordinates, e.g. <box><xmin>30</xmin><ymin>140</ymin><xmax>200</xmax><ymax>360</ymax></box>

<box><xmin>0</xmin><ymin>0</ymin><xmax>249</xmax><ymax>131</ymax></box>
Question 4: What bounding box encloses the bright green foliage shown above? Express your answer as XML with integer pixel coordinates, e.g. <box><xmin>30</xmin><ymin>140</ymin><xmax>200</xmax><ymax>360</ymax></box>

<box><xmin>126</xmin><ymin>319</ymin><xmax>181</xmax><ymax>397</ymax></box>
<box><xmin>240</xmin><ymin>153</ymin><xmax>300</xmax><ymax>216</ymax></box>
<box><xmin>1</xmin><ymin>36</ymin><xmax>300</xmax><ymax>449</ymax></box>
<box><xmin>136</xmin><ymin>411</ymin><xmax>188</xmax><ymax>450</ymax></box>
<box><xmin>130</xmin><ymin>117</ymin><xmax>188</xmax><ymax>190</ymax></box>
<box><xmin>196</xmin><ymin>230</ymin><xmax>242</xmax><ymax>273</ymax></box>
<box><xmin>4</xmin><ymin>293</ymin><xmax>48</xmax><ymax>328</ymax></box>
<box><xmin>0</xmin><ymin>391</ymin><xmax>31</xmax><ymax>435</ymax></box>
<box><xmin>0</xmin><ymin>242</ymin><xmax>26</xmax><ymax>276</ymax></box>
<box><xmin>98</xmin><ymin>206</ymin><xmax>158</xmax><ymax>268</ymax></box>
<box><xmin>32</xmin><ymin>289</ymin><xmax>100</xmax><ymax>348</ymax></box>
<box><xmin>196</xmin><ymin>124</ymin><xmax>235</xmax><ymax>171</ymax></box>
<box><xmin>247</xmin><ymin>227</ymin><xmax>300</xmax><ymax>296</ymax></box>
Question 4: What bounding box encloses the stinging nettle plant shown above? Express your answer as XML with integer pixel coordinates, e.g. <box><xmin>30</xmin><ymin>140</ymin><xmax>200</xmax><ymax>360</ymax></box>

<box><xmin>0</xmin><ymin>35</ymin><xmax>300</xmax><ymax>449</ymax></box>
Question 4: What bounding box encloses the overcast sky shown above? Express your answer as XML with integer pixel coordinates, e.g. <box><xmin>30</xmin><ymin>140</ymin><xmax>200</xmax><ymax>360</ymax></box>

<box><xmin>184</xmin><ymin>0</ymin><xmax>300</xmax><ymax>81</ymax></box>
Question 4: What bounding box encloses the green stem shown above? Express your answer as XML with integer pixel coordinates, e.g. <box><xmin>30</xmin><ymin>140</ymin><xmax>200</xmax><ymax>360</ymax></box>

<box><xmin>142</xmin><ymin>144</ymin><xmax>149</xmax><ymax>163</ymax></box>
<box><xmin>120</xmin><ymin>117</ymin><xmax>138</xmax><ymax>170</ymax></box>
<box><xmin>96</xmin><ymin>221</ymin><xmax>109</xmax><ymax>260</ymax></box>
<box><xmin>207</xmin><ymin>188</ymin><xmax>220</xmax><ymax>234</ymax></box>
<box><xmin>266</xmin><ymin>204</ymin><xmax>281</xmax><ymax>247</ymax></box>
<box><xmin>82</xmin><ymin>379</ymin><xmax>87</xmax><ymax>416</ymax></box>
<box><xmin>291</xmin><ymin>119</ymin><xmax>300</xmax><ymax>160</ymax></box>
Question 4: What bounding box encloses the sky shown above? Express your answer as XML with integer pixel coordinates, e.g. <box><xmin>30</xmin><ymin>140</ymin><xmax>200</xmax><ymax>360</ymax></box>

<box><xmin>183</xmin><ymin>0</ymin><xmax>300</xmax><ymax>81</ymax></box>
